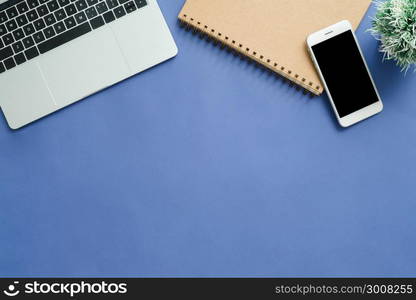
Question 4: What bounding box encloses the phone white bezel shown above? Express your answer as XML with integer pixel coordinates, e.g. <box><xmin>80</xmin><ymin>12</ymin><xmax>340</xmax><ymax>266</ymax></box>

<box><xmin>307</xmin><ymin>20</ymin><xmax>383</xmax><ymax>127</ymax></box>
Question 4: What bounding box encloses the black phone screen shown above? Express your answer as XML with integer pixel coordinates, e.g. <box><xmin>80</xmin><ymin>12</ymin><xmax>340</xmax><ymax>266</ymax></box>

<box><xmin>311</xmin><ymin>30</ymin><xmax>379</xmax><ymax>118</ymax></box>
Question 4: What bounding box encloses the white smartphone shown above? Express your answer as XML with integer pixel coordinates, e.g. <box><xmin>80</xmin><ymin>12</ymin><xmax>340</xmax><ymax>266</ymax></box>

<box><xmin>307</xmin><ymin>20</ymin><xmax>383</xmax><ymax>127</ymax></box>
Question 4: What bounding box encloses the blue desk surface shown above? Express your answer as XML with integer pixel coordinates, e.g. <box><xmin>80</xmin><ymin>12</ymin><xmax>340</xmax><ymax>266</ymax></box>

<box><xmin>1</xmin><ymin>1</ymin><xmax>416</xmax><ymax>277</ymax></box>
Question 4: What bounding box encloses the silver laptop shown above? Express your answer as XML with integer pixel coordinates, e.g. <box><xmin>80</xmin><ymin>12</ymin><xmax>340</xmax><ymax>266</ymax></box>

<box><xmin>0</xmin><ymin>0</ymin><xmax>177</xmax><ymax>129</ymax></box>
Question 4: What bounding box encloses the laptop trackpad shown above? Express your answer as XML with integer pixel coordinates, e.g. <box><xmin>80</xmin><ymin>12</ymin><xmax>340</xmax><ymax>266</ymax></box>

<box><xmin>39</xmin><ymin>27</ymin><xmax>130</xmax><ymax>107</ymax></box>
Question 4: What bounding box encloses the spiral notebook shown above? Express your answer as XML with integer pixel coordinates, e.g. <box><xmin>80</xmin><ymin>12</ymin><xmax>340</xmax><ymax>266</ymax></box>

<box><xmin>178</xmin><ymin>0</ymin><xmax>372</xmax><ymax>95</ymax></box>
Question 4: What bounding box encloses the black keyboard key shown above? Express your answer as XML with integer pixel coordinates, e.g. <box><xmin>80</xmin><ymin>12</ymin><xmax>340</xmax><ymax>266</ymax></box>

<box><xmin>44</xmin><ymin>13</ymin><xmax>56</xmax><ymax>25</ymax></box>
<box><xmin>12</xmin><ymin>40</ymin><xmax>24</xmax><ymax>53</ymax></box>
<box><xmin>12</xmin><ymin>28</ymin><xmax>24</xmax><ymax>41</ymax></box>
<box><xmin>25</xmin><ymin>46</ymin><xmax>39</xmax><ymax>59</ymax></box>
<box><xmin>124</xmin><ymin>1</ymin><xmax>136</xmax><ymax>13</ymax></box>
<box><xmin>37</xmin><ymin>4</ymin><xmax>49</xmax><ymax>17</ymax></box>
<box><xmin>54</xmin><ymin>21</ymin><xmax>65</xmax><ymax>33</ymax></box>
<box><xmin>34</xmin><ymin>18</ymin><xmax>46</xmax><ymax>30</ymax></box>
<box><xmin>17</xmin><ymin>2</ymin><xmax>30</xmax><ymax>14</ymax></box>
<box><xmin>22</xmin><ymin>36</ymin><xmax>35</xmax><ymax>48</ymax></box>
<box><xmin>54</xmin><ymin>8</ymin><xmax>66</xmax><ymax>21</ymax></box>
<box><xmin>85</xmin><ymin>6</ymin><xmax>97</xmax><ymax>19</ymax></box>
<box><xmin>134</xmin><ymin>0</ymin><xmax>146</xmax><ymax>8</ymax></box>
<box><xmin>0</xmin><ymin>24</ymin><xmax>6</xmax><ymax>36</ymax></box>
<box><xmin>23</xmin><ymin>23</ymin><xmax>35</xmax><ymax>35</ymax></box>
<box><xmin>74</xmin><ymin>11</ymin><xmax>87</xmax><ymax>23</ymax></box>
<box><xmin>106</xmin><ymin>0</ymin><xmax>118</xmax><ymax>9</ymax></box>
<box><xmin>33</xmin><ymin>31</ymin><xmax>45</xmax><ymax>43</ymax></box>
<box><xmin>14</xmin><ymin>52</ymin><xmax>26</xmax><ymax>64</ymax></box>
<box><xmin>16</xmin><ymin>15</ymin><xmax>29</xmax><ymax>26</ymax></box>
<box><xmin>27</xmin><ymin>0</ymin><xmax>40</xmax><ymax>9</ymax></box>
<box><xmin>58</xmin><ymin>0</ymin><xmax>70</xmax><ymax>7</ymax></box>
<box><xmin>65</xmin><ymin>4</ymin><xmax>76</xmax><ymax>16</ymax></box>
<box><xmin>38</xmin><ymin>22</ymin><xmax>91</xmax><ymax>53</ymax></box>
<box><xmin>103</xmin><ymin>10</ymin><xmax>114</xmax><ymax>23</ymax></box>
<box><xmin>0</xmin><ymin>39</ymin><xmax>3</xmax><ymax>48</ymax></box>
<box><xmin>75</xmin><ymin>0</ymin><xmax>87</xmax><ymax>11</ymax></box>
<box><xmin>0</xmin><ymin>45</ymin><xmax>13</xmax><ymax>60</ymax></box>
<box><xmin>43</xmin><ymin>26</ymin><xmax>55</xmax><ymax>38</ymax></box>
<box><xmin>96</xmin><ymin>2</ymin><xmax>108</xmax><ymax>13</ymax></box>
<box><xmin>0</xmin><ymin>12</ymin><xmax>7</xmax><ymax>24</ymax></box>
<box><xmin>86</xmin><ymin>0</ymin><xmax>98</xmax><ymax>6</ymax></box>
<box><xmin>4</xmin><ymin>57</ymin><xmax>15</xmax><ymax>69</ymax></box>
<box><xmin>47</xmin><ymin>0</ymin><xmax>59</xmax><ymax>12</ymax></box>
<box><xmin>2</xmin><ymin>33</ymin><xmax>14</xmax><ymax>45</ymax></box>
<box><xmin>0</xmin><ymin>62</ymin><xmax>5</xmax><ymax>73</ymax></box>
<box><xmin>6</xmin><ymin>7</ymin><xmax>18</xmax><ymax>19</ymax></box>
<box><xmin>27</xmin><ymin>10</ymin><xmax>39</xmax><ymax>22</ymax></box>
<box><xmin>6</xmin><ymin>19</ymin><xmax>17</xmax><ymax>32</ymax></box>
<box><xmin>64</xmin><ymin>16</ymin><xmax>76</xmax><ymax>28</ymax></box>
<box><xmin>119</xmin><ymin>0</ymin><xmax>128</xmax><ymax>4</ymax></box>
<box><xmin>90</xmin><ymin>15</ymin><xmax>104</xmax><ymax>29</ymax></box>
<box><xmin>40</xmin><ymin>0</ymin><xmax>48</xmax><ymax>3</ymax></box>
<box><xmin>113</xmin><ymin>6</ymin><xmax>125</xmax><ymax>18</ymax></box>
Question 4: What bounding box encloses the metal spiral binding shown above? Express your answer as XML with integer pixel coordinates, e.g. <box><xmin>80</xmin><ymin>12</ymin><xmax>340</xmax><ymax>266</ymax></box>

<box><xmin>178</xmin><ymin>15</ymin><xmax>321</xmax><ymax>97</ymax></box>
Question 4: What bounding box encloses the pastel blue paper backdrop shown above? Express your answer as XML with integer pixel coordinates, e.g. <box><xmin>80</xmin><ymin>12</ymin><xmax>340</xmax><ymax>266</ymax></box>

<box><xmin>0</xmin><ymin>1</ymin><xmax>415</xmax><ymax>276</ymax></box>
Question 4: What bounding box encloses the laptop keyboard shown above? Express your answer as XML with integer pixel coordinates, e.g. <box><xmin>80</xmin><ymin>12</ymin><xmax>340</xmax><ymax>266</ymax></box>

<box><xmin>0</xmin><ymin>0</ymin><xmax>147</xmax><ymax>73</ymax></box>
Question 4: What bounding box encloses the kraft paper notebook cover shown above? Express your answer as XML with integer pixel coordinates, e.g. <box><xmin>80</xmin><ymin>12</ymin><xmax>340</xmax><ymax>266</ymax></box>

<box><xmin>178</xmin><ymin>0</ymin><xmax>372</xmax><ymax>95</ymax></box>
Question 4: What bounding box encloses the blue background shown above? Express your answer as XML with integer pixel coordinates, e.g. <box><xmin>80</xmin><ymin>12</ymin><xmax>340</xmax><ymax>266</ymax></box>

<box><xmin>1</xmin><ymin>1</ymin><xmax>415</xmax><ymax>277</ymax></box>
